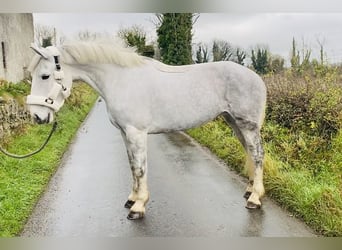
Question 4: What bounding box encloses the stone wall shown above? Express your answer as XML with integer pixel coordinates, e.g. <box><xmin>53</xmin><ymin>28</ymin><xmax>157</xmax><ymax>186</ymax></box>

<box><xmin>0</xmin><ymin>98</ymin><xmax>31</xmax><ymax>140</ymax></box>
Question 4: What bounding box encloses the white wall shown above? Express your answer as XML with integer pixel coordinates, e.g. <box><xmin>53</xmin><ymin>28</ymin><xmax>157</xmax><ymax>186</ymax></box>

<box><xmin>0</xmin><ymin>14</ymin><xmax>34</xmax><ymax>83</ymax></box>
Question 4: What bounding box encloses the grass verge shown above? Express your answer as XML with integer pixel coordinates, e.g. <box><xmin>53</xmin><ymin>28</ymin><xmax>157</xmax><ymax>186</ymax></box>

<box><xmin>0</xmin><ymin>82</ymin><xmax>97</xmax><ymax>236</ymax></box>
<box><xmin>187</xmin><ymin>118</ymin><xmax>342</xmax><ymax>236</ymax></box>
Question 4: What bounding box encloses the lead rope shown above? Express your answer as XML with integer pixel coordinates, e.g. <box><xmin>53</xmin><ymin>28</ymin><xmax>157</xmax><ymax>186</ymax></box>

<box><xmin>0</xmin><ymin>121</ymin><xmax>57</xmax><ymax>159</ymax></box>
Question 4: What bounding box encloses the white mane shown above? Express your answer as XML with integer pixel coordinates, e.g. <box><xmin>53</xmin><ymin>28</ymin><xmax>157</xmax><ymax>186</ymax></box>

<box><xmin>60</xmin><ymin>41</ymin><xmax>145</xmax><ymax>67</ymax></box>
<box><xmin>28</xmin><ymin>41</ymin><xmax>146</xmax><ymax>72</ymax></box>
<box><xmin>28</xmin><ymin>54</ymin><xmax>41</xmax><ymax>72</ymax></box>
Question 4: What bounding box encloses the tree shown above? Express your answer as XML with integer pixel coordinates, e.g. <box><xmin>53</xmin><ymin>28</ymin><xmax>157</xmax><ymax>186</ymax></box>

<box><xmin>233</xmin><ymin>47</ymin><xmax>246</xmax><ymax>65</ymax></box>
<box><xmin>42</xmin><ymin>37</ymin><xmax>52</xmax><ymax>48</ymax></box>
<box><xmin>290</xmin><ymin>37</ymin><xmax>300</xmax><ymax>70</ymax></box>
<box><xmin>195</xmin><ymin>43</ymin><xmax>209</xmax><ymax>63</ymax></box>
<box><xmin>269</xmin><ymin>54</ymin><xmax>285</xmax><ymax>73</ymax></box>
<box><xmin>300</xmin><ymin>41</ymin><xmax>312</xmax><ymax>71</ymax></box>
<box><xmin>77</xmin><ymin>30</ymin><xmax>99</xmax><ymax>41</ymax></box>
<box><xmin>251</xmin><ymin>47</ymin><xmax>269</xmax><ymax>74</ymax></box>
<box><xmin>118</xmin><ymin>25</ymin><xmax>154</xmax><ymax>58</ymax></box>
<box><xmin>316</xmin><ymin>37</ymin><xmax>326</xmax><ymax>65</ymax></box>
<box><xmin>35</xmin><ymin>24</ymin><xmax>55</xmax><ymax>47</ymax></box>
<box><xmin>290</xmin><ymin>37</ymin><xmax>312</xmax><ymax>73</ymax></box>
<box><xmin>212</xmin><ymin>40</ymin><xmax>234</xmax><ymax>62</ymax></box>
<box><xmin>156</xmin><ymin>13</ymin><xmax>194</xmax><ymax>65</ymax></box>
<box><xmin>208</xmin><ymin>40</ymin><xmax>246</xmax><ymax>65</ymax></box>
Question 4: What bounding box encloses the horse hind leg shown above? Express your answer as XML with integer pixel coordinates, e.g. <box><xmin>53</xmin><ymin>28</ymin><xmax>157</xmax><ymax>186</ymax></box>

<box><xmin>240</xmin><ymin>127</ymin><xmax>265</xmax><ymax>209</ymax></box>
<box><xmin>222</xmin><ymin>113</ymin><xmax>252</xmax><ymax>198</ymax></box>
<box><xmin>222</xmin><ymin>112</ymin><xmax>265</xmax><ymax>209</ymax></box>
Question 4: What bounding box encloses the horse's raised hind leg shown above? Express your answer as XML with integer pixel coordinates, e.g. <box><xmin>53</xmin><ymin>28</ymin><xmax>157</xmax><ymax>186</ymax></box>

<box><xmin>120</xmin><ymin>126</ymin><xmax>149</xmax><ymax>220</ymax></box>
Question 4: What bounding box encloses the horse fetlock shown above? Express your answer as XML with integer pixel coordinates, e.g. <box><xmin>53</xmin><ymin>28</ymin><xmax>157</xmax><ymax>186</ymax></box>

<box><xmin>253</xmin><ymin>179</ymin><xmax>265</xmax><ymax>198</ymax></box>
<box><xmin>244</xmin><ymin>181</ymin><xmax>254</xmax><ymax>199</ymax></box>
<box><xmin>128</xmin><ymin>190</ymin><xmax>138</xmax><ymax>201</ymax></box>
<box><xmin>246</xmin><ymin>180</ymin><xmax>254</xmax><ymax>190</ymax></box>
<box><xmin>257</xmin><ymin>185</ymin><xmax>265</xmax><ymax>198</ymax></box>
<box><xmin>131</xmin><ymin>201</ymin><xmax>146</xmax><ymax>212</ymax></box>
<box><xmin>132</xmin><ymin>191</ymin><xmax>149</xmax><ymax>208</ymax></box>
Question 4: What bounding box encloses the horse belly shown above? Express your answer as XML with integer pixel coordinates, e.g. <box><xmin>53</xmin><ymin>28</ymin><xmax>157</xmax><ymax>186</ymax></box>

<box><xmin>149</xmin><ymin>87</ymin><xmax>225</xmax><ymax>133</ymax></box>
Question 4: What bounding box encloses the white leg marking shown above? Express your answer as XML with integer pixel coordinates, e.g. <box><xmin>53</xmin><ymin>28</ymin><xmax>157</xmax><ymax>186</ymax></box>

<box><xmin>130</xmin><ymin>174</ymin><xmax>149</xmax><ymax>213</ymax></box>
<box><xmin>247</xmin><ymin>167</ymin><xmax>264</xmax><ymax>206</ymax></box>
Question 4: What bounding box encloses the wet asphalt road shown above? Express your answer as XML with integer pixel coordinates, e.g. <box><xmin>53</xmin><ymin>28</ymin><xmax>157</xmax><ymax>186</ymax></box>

<box><xmin>22</xmin><ymin>99</ymin><xmax>315</xmax><ymax>237</ymax></box>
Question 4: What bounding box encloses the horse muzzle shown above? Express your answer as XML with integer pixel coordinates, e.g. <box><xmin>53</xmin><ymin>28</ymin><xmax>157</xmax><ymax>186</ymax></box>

<box><xmin>34</xmin><ymin>112</ymin><xmax>51</xmax><ymax>124</ymax></box>
<box><xmin>28</xmin><ymin>104</ymin><xmax>54</xmax><ymax>124</ymax></box>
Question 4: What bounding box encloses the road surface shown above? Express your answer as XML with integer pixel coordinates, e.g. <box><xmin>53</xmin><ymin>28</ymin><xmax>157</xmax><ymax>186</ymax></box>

<box><xmin>22</xmin><ymin>99</ymin><xmax>315</xmax><ymax>237</ymax></box>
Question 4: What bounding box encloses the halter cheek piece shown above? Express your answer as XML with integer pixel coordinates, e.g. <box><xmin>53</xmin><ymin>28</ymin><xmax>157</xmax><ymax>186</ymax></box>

<box><xmin>26</xmin><ymin>53</ymin><xmax>71</xmax><ymax>112</ymax></box>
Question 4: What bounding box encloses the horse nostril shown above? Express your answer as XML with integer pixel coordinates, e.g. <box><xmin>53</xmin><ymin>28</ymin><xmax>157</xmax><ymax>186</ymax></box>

<box><xmin>34</xmin><ymin>114</ymin><xmax>43</xmax><ymax>124</ymax></box>
<box><xmin>34</xmin><ymin>114</ymin><xmax>49</xmax><ymax>124</ymax></box>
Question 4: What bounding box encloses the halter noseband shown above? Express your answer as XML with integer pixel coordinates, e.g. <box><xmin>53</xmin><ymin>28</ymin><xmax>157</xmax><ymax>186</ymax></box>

<box><xmin>26</xmin><ymin>49</ymin><xmax>71</xmax><ymax>112</ymax></box>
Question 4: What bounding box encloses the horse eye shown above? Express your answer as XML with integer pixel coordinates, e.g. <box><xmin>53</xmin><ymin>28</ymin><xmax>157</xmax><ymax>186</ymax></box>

<box><xmin>42</xmin><ymin>75</ymin><xmax>50</xmax><ymax>80</ymax></box>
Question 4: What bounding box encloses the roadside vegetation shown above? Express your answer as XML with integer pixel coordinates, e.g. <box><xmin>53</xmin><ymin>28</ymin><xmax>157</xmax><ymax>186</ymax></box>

<box><xmin>188</xmin><ymin>65</ymin><xmax>342</xmax><ymax>236</ymax></box>
<box><xmin>0</xmin><ymin>81</ymin><xmax>97</xmax><ymax>236</ymax></box>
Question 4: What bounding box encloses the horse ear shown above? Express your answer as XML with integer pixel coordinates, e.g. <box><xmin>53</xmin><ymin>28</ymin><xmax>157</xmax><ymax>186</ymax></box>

<box><xmin>30</xmin><ymin>43</ymin><xmax>49</xmax><ymax>59</ymax></box>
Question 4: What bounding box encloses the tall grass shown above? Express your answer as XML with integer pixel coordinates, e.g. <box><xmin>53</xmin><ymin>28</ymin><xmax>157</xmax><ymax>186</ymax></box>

<box><xmin>0</xmin><ymin>82</ymin><xmax>97</xmax><ymax>236</ymax></box>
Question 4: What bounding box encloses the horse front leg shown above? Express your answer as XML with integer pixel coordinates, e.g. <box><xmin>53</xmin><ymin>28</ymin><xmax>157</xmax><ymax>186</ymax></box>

<box><xmin>121</xmin><ymin>126</ymin><xmax>149</xmax><ymax>220</ymax></box>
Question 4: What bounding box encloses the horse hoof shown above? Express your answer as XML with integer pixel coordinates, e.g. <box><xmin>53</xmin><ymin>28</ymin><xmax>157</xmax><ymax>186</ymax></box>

<box><xmin>245</xmin><ymin>201</ymin><xmax>261</xmax><ymax>209</ymax></box>
<box><xmin>127</xmin><ymin>211</ymin><xmax>144</xmax><ymax>220</ymax></box>
<box><xmin>243</xmin><ymin>191</ymin><xmax>252</xmax><ymax>200</ymax></box>
<box><xmin>124</xmin><ymin>200</ymin><xmax>135</xmax><ymax>209</ymax></box>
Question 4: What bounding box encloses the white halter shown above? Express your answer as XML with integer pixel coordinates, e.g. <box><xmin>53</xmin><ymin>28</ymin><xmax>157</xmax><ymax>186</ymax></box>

<box><xmin>26</xmin><ymin>47</ymin><xmax>71</xmax><ymax>112</ymax></box>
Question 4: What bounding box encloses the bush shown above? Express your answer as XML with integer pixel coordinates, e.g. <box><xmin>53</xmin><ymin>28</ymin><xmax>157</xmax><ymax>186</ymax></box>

<box><xmin>264</xmin><ymin>70</ymin><xmax>342</xmax><ymax>139</ymax></box>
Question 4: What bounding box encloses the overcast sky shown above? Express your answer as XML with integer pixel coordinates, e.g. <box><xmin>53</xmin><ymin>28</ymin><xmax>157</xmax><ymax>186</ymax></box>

<box><xmin>33</xmin><ymin>13</ymin><xmax>342</xmax><ymax>64</ymax></box>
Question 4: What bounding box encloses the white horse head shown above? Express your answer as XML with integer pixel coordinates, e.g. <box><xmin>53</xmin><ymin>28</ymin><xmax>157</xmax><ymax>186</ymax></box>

<box><xmin>27</xmin><ymin>43</ymin><xmax>72</xmax><ymax>124</ymax></box>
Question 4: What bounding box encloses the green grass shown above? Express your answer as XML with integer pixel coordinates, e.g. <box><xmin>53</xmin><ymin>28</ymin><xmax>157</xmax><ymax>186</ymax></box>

<box><xmin>187</xmin><ymin>119</ymin><xmax>342</xmax><ymax>236</ymax></box>
<box><xmin>0</xmin><ymin>83</ymin><xmax>98</xmax><ymax>236</ymax></box>
<box><xmin>0</xmin><ymin>81</ymin><xmax>30</xmax><ymax>104</ymax></box>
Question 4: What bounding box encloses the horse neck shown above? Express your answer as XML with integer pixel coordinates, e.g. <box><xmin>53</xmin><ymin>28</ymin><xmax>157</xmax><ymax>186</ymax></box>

<box><xmin>65</xmin><ymin>63</ymin><xmax>120</xmax><ymax>98</ymax></box>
